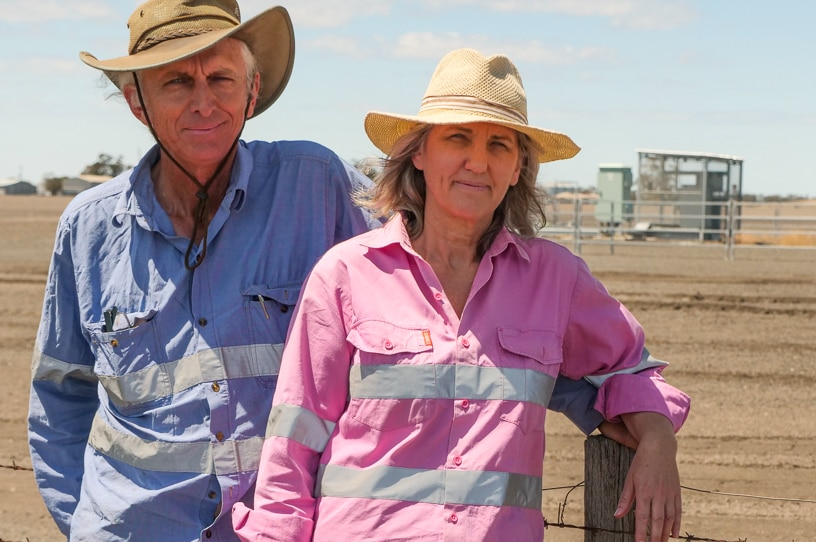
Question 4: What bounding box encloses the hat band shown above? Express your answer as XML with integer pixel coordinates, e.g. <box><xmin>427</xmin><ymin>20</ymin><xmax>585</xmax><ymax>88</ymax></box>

<box><xmin>131</xmin><ymin>14</ymin><xmax>239</xmax><ymax>54</ymax></box>
<box><xmin>133</xmin><ymin>28</ymin><xmax>217</xmax><ymax>53</ymax></box>
<box><xmin>419</xmin><ymin>95</ymin><xmax>528</xmax><ymax>125</ymax></box>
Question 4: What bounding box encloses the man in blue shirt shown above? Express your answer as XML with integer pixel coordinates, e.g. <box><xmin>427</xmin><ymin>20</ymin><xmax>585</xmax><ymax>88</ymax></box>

<box><xmin>27</xmin><ymin>2</ymin><xmax>377</xmax><ymax>540</ymax></box>
<box><xmin>28</xmin><ymin>1</ymin><xmax>625</xmax><ymax>541</ymax></box>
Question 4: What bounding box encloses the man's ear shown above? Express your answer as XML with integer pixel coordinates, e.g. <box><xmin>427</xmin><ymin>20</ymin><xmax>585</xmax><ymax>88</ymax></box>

<box><xmin>245</xmin><ymin>72</ymin><xmax>261</xmax><ymax>119</ymax></box>
<box><xmin>122</xmin><ymin>84</ymin><xmax>148</xmax><ymax>126</ymax></box>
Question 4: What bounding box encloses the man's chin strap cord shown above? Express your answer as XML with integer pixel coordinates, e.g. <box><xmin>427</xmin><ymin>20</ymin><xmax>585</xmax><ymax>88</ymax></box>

<box><xmin>133</xmin><ymin>72</ymin><xmax>251</xmax><ymax>270</ymax></box>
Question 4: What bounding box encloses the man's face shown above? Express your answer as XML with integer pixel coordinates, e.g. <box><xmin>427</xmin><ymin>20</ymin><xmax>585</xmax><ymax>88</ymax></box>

<box><xmin>126</xmin><ymin>38</ymin><xmax>259</xmax><ymax>172</ymax></box>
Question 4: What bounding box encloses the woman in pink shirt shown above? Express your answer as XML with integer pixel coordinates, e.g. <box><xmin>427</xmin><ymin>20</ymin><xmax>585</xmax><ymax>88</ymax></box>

<box><xmin>234</xmin><ymin>48</ymin><xmax>689</xmax><ymax>542</ymax></box>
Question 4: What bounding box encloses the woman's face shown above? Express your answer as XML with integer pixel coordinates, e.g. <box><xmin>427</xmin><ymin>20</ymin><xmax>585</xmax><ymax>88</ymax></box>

<box><xmin>412</xmin><ymin>122</ymin><xmax>521</xmax><ymax>231</ymax></box>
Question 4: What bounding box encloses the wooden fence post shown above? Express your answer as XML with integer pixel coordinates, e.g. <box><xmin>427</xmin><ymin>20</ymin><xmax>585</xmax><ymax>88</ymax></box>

<box><xmin>584</xmin><ymin>435</ymin><xmax>635</xmax><ymax>542</ymax></box>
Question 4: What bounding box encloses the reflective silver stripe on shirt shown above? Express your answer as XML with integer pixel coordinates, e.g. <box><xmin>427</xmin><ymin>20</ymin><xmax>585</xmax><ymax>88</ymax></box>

<box><xmin>96</xmin><ymin>343</ymin><xmax>284</xmax><ymax>407</ymax></box>
<box><xmin>350</xmin><ymin>363</ymin><xmax>555</xmax><ymax>407</ymax></box>
<box><xmin>583</xmin><ymin>348</ymin><xmax>669</xmax><ymax>387</ymax></box>
<box><xmin>31</xmin><ymin>350</ymin><xmax>97</xmax><ymax>384</ymax></box>
<box><xmin>317</xmin><ymin>464</ymin><xmax>542</xmax><ymax>510</ymax></box>
<box><xmin>87</xmin><ymin>414</ymin><xmax>264</xmax><ymax>475</ymax></box>
<box><xmin>266</xmin><ymin>403</ymin><xmax>336</xmax><ymax>452</ymax></box>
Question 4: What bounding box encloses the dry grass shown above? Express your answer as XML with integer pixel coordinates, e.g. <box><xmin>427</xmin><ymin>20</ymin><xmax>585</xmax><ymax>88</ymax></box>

<box><xmin>736</xmin><ymin>232</ymin><xmax>816</xmax><ymax>246</ymax></box>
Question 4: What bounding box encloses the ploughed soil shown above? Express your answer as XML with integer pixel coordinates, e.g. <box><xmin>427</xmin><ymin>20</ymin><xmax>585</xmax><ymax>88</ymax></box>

<box><xmin>1</xmin><ymin>195</ymin><xmax>814</xmax><ymax>541</ymax></box>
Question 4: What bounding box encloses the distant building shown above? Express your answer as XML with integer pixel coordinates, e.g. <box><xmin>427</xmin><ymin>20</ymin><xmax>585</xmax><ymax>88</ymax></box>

<box><xmin>636</xmin><ymin>149</ymin><xmax>744</xmax><ymax>240</ymax></box>
<box><xmin>595</xmin><ymin>163</ymin><xmax>633</xmax><ymax>226</ymax></box>
<box><xmin>62</xmin><ymin>174</ymin><xmax>113</xmax><ymax>196</ymax></box>
<box><xmin>0</xmin><ymin>178</ymin><xmax>37</xmax><ymax>195</ymax></box>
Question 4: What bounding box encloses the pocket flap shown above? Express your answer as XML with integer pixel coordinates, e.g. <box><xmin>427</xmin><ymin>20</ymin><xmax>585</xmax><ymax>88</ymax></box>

<box><xmin>498</xmin><ymin>328</ymin><xmax>561</xmax><ymax>364</ymax></box>
<box><xmin>242</xmin><ymin>284</ymin><xmax>302</xmax><ymax>306</ymax></box>
<box><xmin>347</xmin><ymin>320</ymin><xmax>434</xmax><ymax>355</ymax></box>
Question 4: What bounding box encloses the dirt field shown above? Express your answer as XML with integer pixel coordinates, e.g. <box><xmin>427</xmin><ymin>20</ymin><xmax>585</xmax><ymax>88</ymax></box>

<box><xmin>1</xmin><ymin>195</ymin><xmax>814</xmax><ymax>541</ymax></box>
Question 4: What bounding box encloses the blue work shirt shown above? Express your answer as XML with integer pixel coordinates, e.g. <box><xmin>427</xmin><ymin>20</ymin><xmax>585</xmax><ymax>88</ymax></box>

<box><xmin>28</xmin><ymin>140</ymin><xmax>377</xmax><ymax>541</ymax></box>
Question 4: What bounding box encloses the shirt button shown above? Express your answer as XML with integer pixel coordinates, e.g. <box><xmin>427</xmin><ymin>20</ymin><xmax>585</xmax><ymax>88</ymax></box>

<box><xmin>453</xmin><ymin>456</ymin><xmax>462</xmax><ymax>466</ymax></box>
<box><xmin>205</xmin><ymin>530</ymin><xmax>212</xmax><ymax>539</ymax></box>
<box><xmin>110</xmin><ymin>339</ymin><xmax>119</xmax><ymax>348</ymax></box>
<box><xmin>280</xmin><ymin>305</ymin><xmax>289</xmax><ymax>313</ymax></box>
<box><xmin>208</xmin><ymin>491</ymin><xmax>217</xmax><ymax>499</ymax></box>
<box><xmin>384</xmin><ymin>340</ymin><xmax>394</xmax><ymax>350</ymax></box>
<box><xmin>461</xmin><ymin>399</ymin><xmax>469</xmax><ymax>410</ymax></box>
<box><xmin>449</xmin><ymin>513</ymin><xmax>458</xmax><ymax>524</ymax></box>
<box><xmin>211</xmin><ymin>382</ymin><xmax>220</xmax><ymax>392</ymax></box>
<box><xmin>215</xmin><ymin>431</ymin><xmax>224</xmax><ymax>442</ymax></box>
<box><xmin>434</xmin><ymin>292</ymin><xmax>443</xmax><ymax>301</ymax></box>
<box><xmin>198</xmin><ymin>317</ymin><xmax>208</xmax><ymax>326</ymax></box>
<box><xmin>461</xmin><ymin>338</ymin><xmax>470</xmax><ymax>348</ymax></box>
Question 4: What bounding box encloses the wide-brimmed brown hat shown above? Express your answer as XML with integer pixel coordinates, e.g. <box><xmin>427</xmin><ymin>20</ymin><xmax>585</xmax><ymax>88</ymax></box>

<box><xmin>365</xmin><ymin>48</ymin><xmax>580</xmax><ymax>163</ymax></box>
<box><xmin>79</xmin><ymin>0</ymin><xmax>294</xmax><ymax>118</ymax></box>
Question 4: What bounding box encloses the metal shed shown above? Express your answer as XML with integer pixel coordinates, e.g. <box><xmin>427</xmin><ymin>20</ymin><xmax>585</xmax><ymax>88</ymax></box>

<box><xmin>635</xmin><ymin>149</ymin><xmax>744</xmax><ymax>240</ymax></box>
<box><xmin>0</xmin><ymin>179</ymin><xmax>37</xmax><ymax>195</ymax></box>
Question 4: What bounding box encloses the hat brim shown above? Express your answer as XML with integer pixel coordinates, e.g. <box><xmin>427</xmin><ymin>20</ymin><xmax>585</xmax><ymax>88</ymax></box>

<box><xmin>79</xmin><ymin>6</ymin><xmax>294</xmax><ymax>119</ymax></box>
<box><xmin>364</xmin><ymin>110</ymin><xmax>580</xmax><ymax>164</ymax></box>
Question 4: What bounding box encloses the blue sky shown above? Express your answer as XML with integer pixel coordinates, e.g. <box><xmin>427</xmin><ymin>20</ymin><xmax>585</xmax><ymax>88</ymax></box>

<box><xmin>1</xmin><ymin>0</ymin><xmax>814</xmax><ymax>196</ymax></box>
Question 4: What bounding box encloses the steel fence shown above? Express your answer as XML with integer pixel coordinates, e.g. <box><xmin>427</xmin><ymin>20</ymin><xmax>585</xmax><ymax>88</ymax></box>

<box><xmin>540</xmin><ymin>198</ymin><xmax>816</xmax><ymax>260</ymax></box>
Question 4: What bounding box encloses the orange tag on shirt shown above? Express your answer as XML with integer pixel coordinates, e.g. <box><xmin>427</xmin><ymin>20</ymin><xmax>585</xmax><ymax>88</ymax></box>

<box><xmin>422</xmin><ymin>329</ymin><xmax>433</xmax><ymax>346</ymax></box>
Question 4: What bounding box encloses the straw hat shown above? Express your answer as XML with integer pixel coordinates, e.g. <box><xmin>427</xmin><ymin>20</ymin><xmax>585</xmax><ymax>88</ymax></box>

<box><xmin>79</xmin><ymin>0</ymin><xmax>294</xmax><ymax>118</ymax></box>
<box><xmin>365</xmin><ymin>48</ymin><xmax>580</xmax><ymax>163</ymax></box>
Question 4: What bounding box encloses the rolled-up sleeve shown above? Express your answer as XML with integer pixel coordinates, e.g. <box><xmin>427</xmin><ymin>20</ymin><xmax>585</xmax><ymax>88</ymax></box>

<box><xmin>562</xmin><ymin>259</ymin><xmax>690</xmax><ymax>432</ymax></box>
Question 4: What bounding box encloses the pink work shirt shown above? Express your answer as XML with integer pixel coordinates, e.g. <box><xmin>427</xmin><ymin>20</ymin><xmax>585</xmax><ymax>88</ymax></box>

<box><xmin>234</xmin><ymin>216</ymin><xmax>690</xmax><ymax>541</ymax></box>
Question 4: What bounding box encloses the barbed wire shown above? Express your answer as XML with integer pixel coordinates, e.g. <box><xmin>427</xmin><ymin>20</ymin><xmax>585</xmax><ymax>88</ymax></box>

<box><xmin>5</xmin><ymin>461</ymin><xmax>816</xmax><ymax>505</ymax></box>
<box><xmin>542</xmin><ymin>479</ymin><xmax>816</xmax><ymax>505</ymax></box>
<box><xmin>543</xmin><ymin>517</ymin><xmax>747</xmax><ymax>542</ymax></box>
<box><xmin>681</xmin><ymin>485</ymin><xmax>816</xmax><ymax>505</ymax></box>
<box><xmin>2</xmin><ymin>463</ymin><xmax>812</xmax><ymax>541</ymax></box>
<box><xmin>0</xmin><ymin>462</ymin><xmax>32</xmax><ymax>472</ymax></box>
<box><xmin>544</xmin><ymin>480</ymin><xmax>749</xmax><ymax>542</ymax></box>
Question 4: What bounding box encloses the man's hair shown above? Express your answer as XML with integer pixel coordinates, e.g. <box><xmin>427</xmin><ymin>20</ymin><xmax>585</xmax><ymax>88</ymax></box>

<box><xmin>356</xmin><ymin>124</ymin><xmax>547</xmax><ymax>257</ymax></box>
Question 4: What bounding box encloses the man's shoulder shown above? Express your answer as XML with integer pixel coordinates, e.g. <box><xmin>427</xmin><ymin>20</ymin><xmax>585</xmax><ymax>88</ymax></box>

<box><xmin>61</xmin><ymin>171</ymin><xmax>132</xmax><ymax>222</ymax></box>
<box><xmin>245</xmin><ymin>139</ymin><xmax>340</xmax><ymax>166</ymax></box>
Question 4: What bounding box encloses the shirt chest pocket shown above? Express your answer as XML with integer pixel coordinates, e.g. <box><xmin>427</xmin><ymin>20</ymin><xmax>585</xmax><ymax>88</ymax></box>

<box><xmin>346</xmin><ymin>320</ymin><xmax>437</xmax><ymax>431</ymax></box>
<box><xmin>242</xmin><ymin>284</ymin><xmax>301</xmax><ymax>344</ymax></box>
<box><xmin>497</xmin><ymin>328</ymin><xmax>563</xmax><ymax>434</ymax></box>
<box><xmin>86</xmin><ymin>310</ymin><xmax>171</xmax><ymax>415</ymax></box>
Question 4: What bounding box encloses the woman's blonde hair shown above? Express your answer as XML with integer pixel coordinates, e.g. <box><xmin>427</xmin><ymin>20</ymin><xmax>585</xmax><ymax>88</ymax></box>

<box><xmin>356</xmin><ymin>124</ymin><xmax>548</xmax><ymax>257</ymax></box>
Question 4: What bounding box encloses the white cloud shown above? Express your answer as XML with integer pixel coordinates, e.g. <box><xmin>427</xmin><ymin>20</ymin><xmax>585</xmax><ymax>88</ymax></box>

<box><xmin>0</xmin><ymin>0</ymin><xmax>114</xmax><ymax>23</ymax></box>
<box><xmin>419</xmin><ymin>0</ymin><xmax>697</xmax><ymax>30</ymax></box>
<box><xmin>392</xmin><ymin>32</ymin><xmax>616</xmax><ymax>66</ymax></box>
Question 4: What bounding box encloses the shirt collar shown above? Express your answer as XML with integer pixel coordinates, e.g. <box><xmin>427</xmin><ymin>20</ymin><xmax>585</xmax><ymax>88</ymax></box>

<box><xmin>360</xmin><ymin>212</ymin><xmax>531</xmax><ymax>263</ymax></box>
<box><xmin>485</xmin><ymin>226</ymin><xmax>531</xmax><ymax>262</ymax></box>
<box><xmin>111</xmin><ymin>142</ymin><xmax>252</xmax><ymax>228</ymax></box>
<box><xmin>359</xmin><ymin>214</ymin><xmax>414</xmax><ymax>251</ymax></box>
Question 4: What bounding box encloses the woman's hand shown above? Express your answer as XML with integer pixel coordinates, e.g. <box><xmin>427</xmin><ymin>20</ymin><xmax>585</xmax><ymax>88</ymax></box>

<box><xmin>615</xmin><ymin>412</ymin><xmax>681</xmax><ymax>542</ymax></box>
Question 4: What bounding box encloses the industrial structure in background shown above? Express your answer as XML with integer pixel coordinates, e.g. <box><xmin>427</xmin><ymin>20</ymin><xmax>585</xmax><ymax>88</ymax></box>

<box><xmin>592</xmin><ymin>149</ymin><xmax>744</xmax><ymax>240</ymax></box>
<box><xmin>594</xmin><ymin>163</ymin><xmax>633</xmax><ymax>228</ymax></box>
